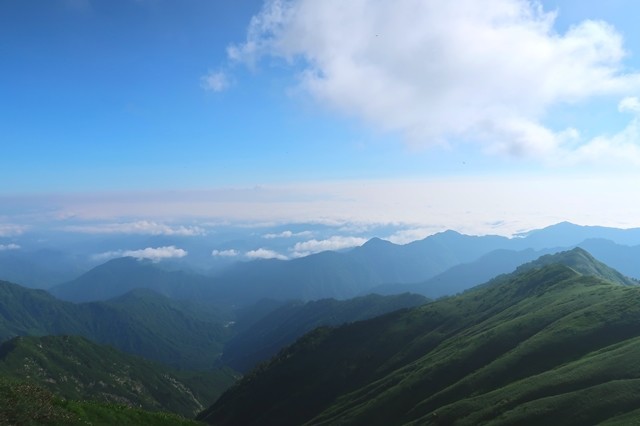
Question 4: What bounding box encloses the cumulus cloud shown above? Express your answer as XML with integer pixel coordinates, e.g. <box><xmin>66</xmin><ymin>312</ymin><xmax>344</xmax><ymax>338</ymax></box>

<box><xmin>245</xmin><ymin>248</ymin><xmax>288</xmax><ymax>260</ymax></box>
<box><xmin>66</xmin><ymin>220</ymin><xmax>205</xmax><ymax>236</ymax></box>
<box><xmin>93</xmin><ymin>246</ymin><xmax>188</xmax><ymax>262</ymax></box>
<box><xmin>557</xmin><ymin>98</ymin><xmax>640</xmax><ymax>165</ymax></box>
<box><xmin>229</xmin><ymin>0</ymin><xmax>640</xmax><ymax>163</ymax></box>
<box><xmin>262</xmin><ymin>230</ymin><xmax>314</xmax><ymax>239</ymax></box>
<box><xmin>291</xmin><ymin>235</ymin><xmax>367</xmax><ymax>257</ymax></box>
<box><xmin>212</xmin><ymin>249</ymin><xmax>240</xmax><ymax>257</ymax></box>
<box><xmin>619</xmin><ymin>96</ymin><xmax>640</xmax><ymax>114</ymax></box>
<box><xmin>201</xmin><ymin>70</ymin><xmax>230</xmax><ymax>92</ymax></box>
<box><xmin>0</xmin><ymin>243</ymin><xmax>20</xmax><ymax>251</ymax></box>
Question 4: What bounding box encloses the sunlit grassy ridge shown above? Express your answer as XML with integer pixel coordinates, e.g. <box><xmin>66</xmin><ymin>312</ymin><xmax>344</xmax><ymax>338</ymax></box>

<box><xmin>200</xmin><ymin>248</ymin><xmax>640</xmax><ymax>425</ymax></box>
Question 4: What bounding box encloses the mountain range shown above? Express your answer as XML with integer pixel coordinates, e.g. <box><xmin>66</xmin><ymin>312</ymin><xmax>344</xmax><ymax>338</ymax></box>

<box><xmin>4</xmin><ymin>223</ymin><xmax>640</xmax><ymax>424</ymax></box>
<box><xmin>200</xmin><ymin>248</ymin><xmax>640</xmax><ymax>425</ymax></box>
<box><xmin>44</xmin><ymin>222</ymin><xmax>640</xmax><ymax>306</ymax></box>
<box><xmin>0</xmin><ymin>335</ymin><xmax>236</xmax><ymax>417</ymax></box>
<box><xmin>0</xmin><ymin>281</ymin><xmax>230</xmax><ymax>370</ymax></box>
<box><xmin>222</xmin><ymin>293</ymin><xmax>428</xmax><ymax>372</ymax></box>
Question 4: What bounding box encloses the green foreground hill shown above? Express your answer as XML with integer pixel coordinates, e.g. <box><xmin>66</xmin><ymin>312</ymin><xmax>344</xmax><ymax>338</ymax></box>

<box><xmin>0</xmin><ymin>282</ymin><xmax>230</xmax><ymax>370</ymax></box>
<box><xmin>0</xmin><ymin>378</ymin><xmax>201</xmax><ymax>425</ymax></box>
<box><xmin>0</xmin><ymin>335</ymin><xmax>236</xmax><ymax>418</ymax></box>
<box><xmin>200</xmin><ymin>248</ymin><xmax>640</xmax><ymax>425</ymax></box>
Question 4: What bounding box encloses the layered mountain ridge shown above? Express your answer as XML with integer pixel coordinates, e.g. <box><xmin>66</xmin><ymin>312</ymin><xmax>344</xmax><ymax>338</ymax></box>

<box><xmin>199</xmin><ymin>248</ymin><xmax>640</xmax><ymax>425</ymax></box>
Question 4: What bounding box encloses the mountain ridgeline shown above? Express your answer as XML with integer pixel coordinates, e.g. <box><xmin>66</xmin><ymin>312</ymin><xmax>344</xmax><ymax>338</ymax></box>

<box><xmin>0</xmin><ymin>281</ymin><xmax>230</xmax><ymax>370</ymax></box>
<box><xmin>46</xmin><ymin>223</ymin><xmax>640</xmax><ymax>308</ymax></box>
<box><xmin>199</xmin><ymin>248</ymin><xmax>640</xmax><ymax>425</ymax></box>
<box><xmin>222</xmin><ymin>293</ymin><xmax>429</xmax><ymax>373</ymax></box>
<box><xmin>4</xmin><ymin>223</ymin><xmax>640</xmax><ymax>424</ymax></box>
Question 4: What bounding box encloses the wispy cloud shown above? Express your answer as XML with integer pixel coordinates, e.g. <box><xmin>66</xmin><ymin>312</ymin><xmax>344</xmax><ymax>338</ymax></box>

<box><xmin>201</xmin><ymin>70</ymin><xmax>230</xmax><ymax>92</ymax></box>
<box><xmin>93</xmin><ymin>246</ymin><xmax>188</xmax><ymax>262</ymax></box>
<box><xmin>212</xmin><ymin>249</ymin><xmax>239</xmax><ymax>257</ymax></box>
<box><xmin>65</xmin><ymin>220</ymin><xmax>205</xmax><ymax>236</ymax></box>
<box><xmin>230</xmin><ymin>0</ymin><xmax>640</xmax><ymax>164</ymax></box>
<box><xmin>262</xmin><ymin>230</ymin><xmax>314</xmax><ymax>239</ymax></box>
<box><xmin>0</xmin><ymin>243</ymin><xmax>20</xmax><ymax>251</ymax></box>
<box><xmin>385</xmin><ymin>227</ymin><xmax>444</xmax><ymax>245</ymax></box>
<box><xmin>291</xmin><ymin>235</ymin><xmax>367</xmax><ymax>257</ymax></box>
<box><xmin>246</xmin><ymin>248</ymin><xmax>288</xmax><ymax>260</ymax></box>
<box><xmin>0</xmin><ymin>224</ymin><xmax>27</xmax><ymax>237</ymax></box>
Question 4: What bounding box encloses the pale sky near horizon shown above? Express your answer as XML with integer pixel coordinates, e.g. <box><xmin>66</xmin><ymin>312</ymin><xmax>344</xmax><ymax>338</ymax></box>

<box><xmin>2</xmin><ymin>0</ymin><xmax>640</xmax><ymax>238</ymax></box>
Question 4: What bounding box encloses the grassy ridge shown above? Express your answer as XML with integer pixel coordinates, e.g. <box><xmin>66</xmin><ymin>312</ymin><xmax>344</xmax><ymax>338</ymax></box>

<box><xmin>199</xmin><ymin>249</ymin><xmax>640</xmax><ymax>425</ymax></box>
<box><xmin>0</xmin><ymin>335</ymin><xmax>236</xmax><ymax>418</ymax></box>
<box><xmin>0</xmin><ymin>378</ymin><xmax>201</xmax><ymax>425</ymax></box>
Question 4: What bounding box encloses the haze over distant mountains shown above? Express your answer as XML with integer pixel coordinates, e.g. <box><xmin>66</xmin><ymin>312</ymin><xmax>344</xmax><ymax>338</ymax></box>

<box><xmin>36</xmin><ymin>222</ymin><xmax>640</xmax><ymax>306</ymax></box>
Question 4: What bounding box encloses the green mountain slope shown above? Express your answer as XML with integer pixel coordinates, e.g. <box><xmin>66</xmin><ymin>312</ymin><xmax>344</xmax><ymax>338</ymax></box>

<box><xmin>0</xmin><ymin>281</ymin><xmax>230</xmax><ymax>369</ymax></box>
<box><xmin>0</xmin><ymin>378</ymin><xmax>200</xmax><ymax>425</ymax></box>
<box><xmin>513</xmin><ymin>246</ymin><xmax>637</xmax><ymax>286</ymax></box>
<box><xmin>199</xmin><ymin>248</ymin><xmax>640</xmax><ymax>425</ymax></box>
<box><xmin>0</xmin><ymin>335</ymin><xmax>236</xmax><ymax>418</ymax></box>
<box><xmin>222</xmin><ymin>293</ymin><xmax>428</xmax><ymax>372</ymax></box>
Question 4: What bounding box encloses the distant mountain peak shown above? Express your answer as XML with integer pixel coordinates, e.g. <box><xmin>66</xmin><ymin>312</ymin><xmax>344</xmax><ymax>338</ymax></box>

<box><xmin>515</xmin><ymin>247</ymin><xmax>636</xmax><ymax>287</ymax></box>
<box><xmin>361</xmin><ymin>237</ymin><xmax>393</xmax><ymax>247</ymax></box>
<box><xmin>430</xmin><ymin>229</ymin><xmax>464</xmax><ymax>239</ymax></box>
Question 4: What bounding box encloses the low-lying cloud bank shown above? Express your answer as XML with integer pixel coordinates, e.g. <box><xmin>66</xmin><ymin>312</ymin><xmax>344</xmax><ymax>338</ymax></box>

<box><xmin>66</xmin><ymin>220</ymin><xmax>205</xmax><ymax>236</ymax></box>
<box><xmin>246</xmin><ymin>248</ymin><xmax>289</xmax><ymax>261</ymax></box>
<box><xmin>93</xmin><ymin>246</ymin><xmax>188</xmax><ymax>262</ymax></box>
<box><xmin>211</xmin><ymin>249</ymin><xmax>240</xmax><ymax>257</ymax></box>
<box><xmin>291</xmin><ymin>236</ymin><xmax>367</xmax><ymax>257</ymax></box>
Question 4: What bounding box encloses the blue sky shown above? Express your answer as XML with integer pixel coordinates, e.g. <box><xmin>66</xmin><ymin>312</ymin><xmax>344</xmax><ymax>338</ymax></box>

<box><xmin>3</xmin><ymin>0</ymin><xmax>640</xmax><ymax>238</ymax></box>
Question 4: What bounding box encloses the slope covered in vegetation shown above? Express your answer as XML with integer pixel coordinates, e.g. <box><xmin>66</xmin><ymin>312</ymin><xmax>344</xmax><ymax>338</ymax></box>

<box><xmin>200</xmin><ymin>248</ymin><xmax>640</xmax><ymax>425</ymax></box>
<box><xmin>0</xmin><ymin>335</ymin><xmax>236</xmax><ymax>418</ymax></box>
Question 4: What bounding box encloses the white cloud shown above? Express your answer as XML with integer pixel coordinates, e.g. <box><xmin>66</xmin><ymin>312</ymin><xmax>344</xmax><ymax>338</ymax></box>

<box><xmin>556</xmin><ymin>98</ymin><xmax>640</xmax><ymax>165</ymax></box>
<box><xmin>0</xmin><ymin>243</ymin><xmax>20</xmax><ymax>251</ymax></box>
<box><xmin>245</xmin><ymin>248</ymin><xmax>288</xmax><ymax>260</ymax></box>
<box><xmin>201</xmin><ymin>70</ymin><xmax>230</xmax><ymax>92</ymax></box>
<box><xmin>93</xmin><ymin>246</ymin><xmax>188</xmax><ymax>262</ymax></box>
<box><xmin>212</xmin><ymin>249</ymin><xmax>239</xmax><ymax>257</ymax></box>
<box><xmin>230</xmin><ymin>0</ymin><xmax>640</xmax><ymax>162</ymax></box>
<box><xmin>65</xmin><ymin>220</ymin><xmax>205</xmax><ymax>236</ymax></box>
<box><xmin>291</xmin><ymin>235</ymin><xmax>367</xmax><ymax>257</ymax></box>
<box><xmin>619</xmin><ymin>96</ymin><xmax>640</xmax><ymax>114</ymax></box>
<box><xmin>262</xmin><ymin>230</ymin><xmax>313</xmax><ymax>239</ymax></box>
<box><xmin>385</xmin><ymin>227</ymin><xmax>443</xmax><ymax>245</ymax></box>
